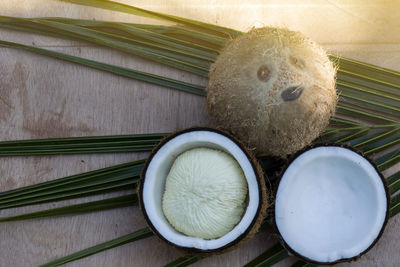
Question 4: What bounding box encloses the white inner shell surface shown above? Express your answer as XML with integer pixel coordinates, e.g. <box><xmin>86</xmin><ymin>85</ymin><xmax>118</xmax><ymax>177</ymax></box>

<box><xmin>275</xmin><ymin>146</ymin><xmax>387</xmax><ymax>263</ymax></box>
<box><xmin>162</xmin><ymin>148</ymin><xmax>248</xmax><ymax>240</ymax></box>
<box><xmin>143</xmin><ymin>131</ymin><xmax>260</xmax><ymax>250</ymax></box>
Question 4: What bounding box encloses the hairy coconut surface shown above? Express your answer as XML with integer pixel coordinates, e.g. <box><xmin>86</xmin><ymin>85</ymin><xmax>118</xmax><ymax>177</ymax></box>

<box><xmin>162</xmin><ymin>147</ymin><xmax>248</xmax><ymax>239</ymax></box>
<box><xmin>206</xmin><ymin>27</ymin><xmax>337</xmax><ymax>157</ymax></box>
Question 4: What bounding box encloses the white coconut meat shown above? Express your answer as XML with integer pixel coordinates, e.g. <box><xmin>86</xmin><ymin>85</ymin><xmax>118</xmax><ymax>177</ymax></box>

<box><xmin>275</xmin><ymin>146</ymin><xmax>388</xmax><ymax>263</ymax></box>
<box><xmin>140</xmin><ymin>129</ymin><xmax>265</xmax><ymax>251</ymax></box>
<box><xmin>162</xmin><ymin>148</ymin><xmax>248</xmax><ymax>240</ymax></box>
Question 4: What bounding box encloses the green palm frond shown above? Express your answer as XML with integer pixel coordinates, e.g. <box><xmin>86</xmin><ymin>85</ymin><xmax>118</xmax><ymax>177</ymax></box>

<box><xmin>41</xmin><ymin>17</ymin><xmax>226</xmax><ymax>50</ymax></box>
<box><xmin>0</xmin><ymin>40</ymin><xmax>205</xmax><ymax>96</ymax></box>
<box><xmin>0</xmin><ymin>160</ymin><xmax>144</xmax><ymax>209</ymax></box>
<box><xmin>376</xmin><ymin>149</ymin><xmax>400</xmax><ymax>171</ymax></box>
<box><xmin>387</xmin><ymin>172</ymin><xmax>400</xmax><ymax>194</ymax></box>
<box><xmin>350</xmin><ymin>127</ymin><xmax>400</xmax><ymax>147</ymax></box>
<box><xmin>291</xmin><ymin>260</ymin><xmax>316</xmax><ymax>267</ymax></box>
<box><xmin>164</xmin><ymin>255</ymin><xmax>203</xmax><ymax>267</ymax></box>
<box><xmin>0</xmin><ymin>194</ymin><xmax>136</xmax><ymax>222</ymax></box>
<box><xmin>58</xmin><ymin>0</ymin><xmax>242</xmax><ymax>38</ymax></box>
<box><xmin>0</xmin><ymin>130</ymin><xmax>165</xmax><ymax>155</ymax></box>
<box><xmin>243</xmin><ymin>244</ymin><xmax>289</xmax><ymax>267</ymax></box>
<box><xmin>390</xmin><ymin>194</ymin><xmax>400</xmax><ymax>217</ymax></box>
<box><xmin>0</xmin><ymin>17</ymin><xmax>210</xmax><ymax>76</ymax></box>
<box><xmin>40</xmin><ymin>227</ymin><xmax>153</xmax><ymax>267</ymax></box>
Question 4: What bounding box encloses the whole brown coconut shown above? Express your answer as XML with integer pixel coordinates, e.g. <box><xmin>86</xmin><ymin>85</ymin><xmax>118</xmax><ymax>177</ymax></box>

<box><xmin>206</xmin><ymin>27</ymin><xmax>337</xmax><ymax>157</ymax></box>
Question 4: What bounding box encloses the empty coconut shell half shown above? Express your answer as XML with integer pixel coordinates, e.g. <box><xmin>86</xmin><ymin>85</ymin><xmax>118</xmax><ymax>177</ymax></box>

<box><xmin>138</xmin><ymin>127</ymin><xmax>268</xmax><ymax>253</ymax></box>
<box><xmin>274</xmin><ymin>144</ymin><xmax>390</xmax><ymax>264</ymax></box>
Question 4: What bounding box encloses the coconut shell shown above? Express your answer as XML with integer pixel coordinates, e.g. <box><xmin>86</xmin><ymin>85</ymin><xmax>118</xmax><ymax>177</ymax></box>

<box><xmin>272</xmin><ymin>143</ymin><xmax>390</xmax><ymax>265</ymax></box>
<box><xmin>138</xmin><ymin>127</ymin><xmax>269</xmax><ymax>254</ymax></box>
<box><xmin>206</xmin><ymin>27</ymin><xmax>337</xmax><ymax>157</ymax></box>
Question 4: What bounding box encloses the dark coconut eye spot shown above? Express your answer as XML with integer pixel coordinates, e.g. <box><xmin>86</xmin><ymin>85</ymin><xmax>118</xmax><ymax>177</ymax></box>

<box><xmin>289</xmin><ymin>56</ymin><xmax>305</xmax><ymax>69</ymax></box>
<box><xmin>281</xmin><ymin>86</ymin><xmax>303</xmax><ymax>101</ymax></box>
<box><xmin>257</xmin><ymin>65</ymin><xmax>270</xmax><ymax>82</ymax></box>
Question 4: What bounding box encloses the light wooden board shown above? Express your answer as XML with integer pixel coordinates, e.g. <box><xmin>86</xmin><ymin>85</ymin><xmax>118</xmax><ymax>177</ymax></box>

<box><xmin>0</xmin><ymin>1</ymin><xmax>399</xmax><ymax>266</ymax></box>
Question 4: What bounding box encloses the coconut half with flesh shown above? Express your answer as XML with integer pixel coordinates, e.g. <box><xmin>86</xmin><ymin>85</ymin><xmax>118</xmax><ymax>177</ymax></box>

<box><xmin>138</xmin><ymin>127</ymin><xmax>268</xmax><ymax>253</ymax></box>
<box><xmin>275</xmin><ymin>145</ymin><xmax>389</xmax><ymax>264</ymax></box>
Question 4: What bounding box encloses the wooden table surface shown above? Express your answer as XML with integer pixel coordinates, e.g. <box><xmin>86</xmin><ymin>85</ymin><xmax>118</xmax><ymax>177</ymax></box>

<box><xmin>0</xmin><ymin>1</ymin><xmax>399</xmax><ymax>266</ymax></box>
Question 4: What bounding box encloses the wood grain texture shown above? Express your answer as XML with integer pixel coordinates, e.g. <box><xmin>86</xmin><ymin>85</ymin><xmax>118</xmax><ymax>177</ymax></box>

<box><xmin>0</xmin><ymin>1</ymin><xmax>399</xmax><ymax>266</ymax></box>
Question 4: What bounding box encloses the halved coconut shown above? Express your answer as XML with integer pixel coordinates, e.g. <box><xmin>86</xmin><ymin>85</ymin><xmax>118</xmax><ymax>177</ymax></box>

<box><xmin>138</xmin><ymin>127</ymin><xmax>268</xmax><ymax>253</ymax></box>
<box><xmin>275</xmin><ymin>145</ymin><xmax>390</xmax><ymax>264</ymax></box>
